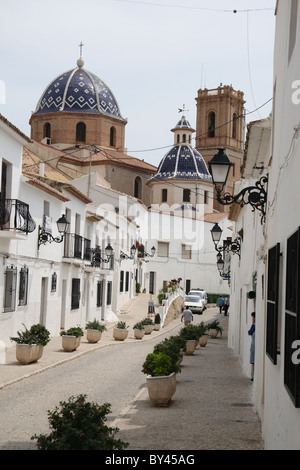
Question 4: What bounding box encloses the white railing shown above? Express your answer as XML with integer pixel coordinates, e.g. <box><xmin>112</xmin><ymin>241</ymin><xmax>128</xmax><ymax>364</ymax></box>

<box><xmin>159</xmin><ymin>287</ymin><xmax>185</xmax><ymax>327</ymax></box>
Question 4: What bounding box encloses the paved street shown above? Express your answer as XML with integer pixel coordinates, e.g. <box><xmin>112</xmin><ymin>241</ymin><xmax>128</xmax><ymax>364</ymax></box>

<box><xmin>0</xmin><ymin>294</ymin><xmax>264</xmax><ymax>451</ymax></box>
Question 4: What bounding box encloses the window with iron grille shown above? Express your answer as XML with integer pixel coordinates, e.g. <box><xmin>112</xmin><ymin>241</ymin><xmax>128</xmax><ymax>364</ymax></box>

<box><xmin>4</xmin><ymin>265</ymin><xmax>17</xmax><ymax>312</ymax></box>
<box><xmin>97</xmin><ymin>280</ymin><xmax>103</xmax><ymax>307</ymax></box>
<box><xmin>266</xmin><ymin>243</ymin><xmax>280</xmax><ymax>364</ymax></box>
<box><xmin>106</xmin><ymin>281</ymin><xmax>112</xmax><ymax>306</ymax></box>
<box><xmin>51</xmin><ymin>272</ymin><xmax>57</xmax><ymax>292</ymax></box>
<box><xmin>120</xmin><ymin>271</ymin><xmax>124</xmax><ymax>292</ymax></box>
<box><xmin>71</xmin><ymin>278</ymin><xmax>81</xmax><ymax>310</ymax></box>
<box><xmin>19</xmin><ymin>265</ymin><xmax>29</xmax><ymax>306</ymax></box>
<box><xmin>125</xmin><ymin>271</ymin><xmax>129</xmax><ymax>292</ymax></box>
<box><xmin>284</xmin><ymin>228</ymin><xmax>300</xmax><ymax>407</ymax></box>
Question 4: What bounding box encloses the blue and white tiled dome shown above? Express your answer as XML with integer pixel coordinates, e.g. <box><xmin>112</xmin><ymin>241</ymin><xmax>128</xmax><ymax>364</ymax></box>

<box><xmin>149</xmin><ymin>116</ymin><xmax>212</xmax><ymax>182</ymax></box>
<box><xmin>33</xmin><ymin>59</ymin><xmax>125</xmax><ymax>121</ymax></box>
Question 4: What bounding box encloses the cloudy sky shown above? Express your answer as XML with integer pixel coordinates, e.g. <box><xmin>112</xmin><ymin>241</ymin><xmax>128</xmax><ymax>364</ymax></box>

<box><xmin>0</xmin><ymin>0</ymin><xmax>275</xmax><ymax>167</ymax></box>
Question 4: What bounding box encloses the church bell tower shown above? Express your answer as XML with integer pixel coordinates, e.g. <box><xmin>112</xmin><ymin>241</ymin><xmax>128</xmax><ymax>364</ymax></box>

<box><xmin>195</xmin><ymin>85</ymin><xmax>245</xmax><ymax>212</ymax></box>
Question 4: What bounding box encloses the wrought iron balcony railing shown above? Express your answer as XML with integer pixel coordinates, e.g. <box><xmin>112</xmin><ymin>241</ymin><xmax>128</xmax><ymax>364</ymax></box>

<box><xmin>0</xmin><ymin>199</ymin><xmax>36</xmax><ymax>234</ymax></box>
<box><xmin>63</xmin><ymin>233</ymin><xmax>92</xmax><ymax>260</ymax></box>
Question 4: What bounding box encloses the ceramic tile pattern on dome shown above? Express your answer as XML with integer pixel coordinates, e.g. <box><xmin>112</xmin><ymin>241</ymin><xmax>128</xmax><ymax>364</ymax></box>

<box><xmin>150</xmin><ymin>144</ymin><xmax>212</xmax><ymax>182</ymax></box>
<box><xmin>33</xmin><ymin>67</ymin><xmax>125</xmax><ymax>120</ymax></box>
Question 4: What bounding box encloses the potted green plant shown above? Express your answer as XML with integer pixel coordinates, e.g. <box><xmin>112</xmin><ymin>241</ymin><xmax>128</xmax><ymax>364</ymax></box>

<box><xmin>142</xmin><ymin>352</ymin><xmax>181</xmax><ymax>406</ymax></box>
<box><xmin>157</xmin><ymin>292</ymin><xmax>165</xmax><ymax>305</ymax></box>
<box><xmin>179</xmin><ymin>325</ymin><xmax>199</xmax><ymax>355</ymax></box>
<box><xmin>154</xmin><ymin>313</ymin><xmax>161</xmax><ymax>330</ymax></box>
<box><xmin>10</xmin><ymin>323</ymin><xmax>51</xmax><ymax>365</ymax></box>
<box><xmin>31</xmin><ymin>394</ymin><xmax>129</xmax><ymax>450</ymax></box>
<box><xmin>85</xmin><ymin>319</ymin><xmax>107</xmax><ymax>343</ymax></box>
<box><xmin>153</xmin><ymin>336</ymin><xmax>184</xmax><ymax>365</ymax></box>
<box><xmin>141</xmin><ymin>317</ymin><xmax>154</xmax><ymax>334</ymax></box>
<box><xmin>133</xmin><ymin>321</ymin><xmax>145</xmax><ymax>339</ymax></box>
<box><xmin>60</xmin><ymin>327</ymin><xmax>84</xmax><ymax>352</ymax></box>
<box><xmin>113</xmin><ymin>321</ymin><xmax>129</xmax><ymax>341</ymax></box>
<box><xmin>197</xmin><ymin>322</ymin><xmax>209</xmax><ymax>347</ymax></box>
<box><xmin>207</xmin><ymin>319</ymin><xmax>223</xmax><ymax>338</ymax></box>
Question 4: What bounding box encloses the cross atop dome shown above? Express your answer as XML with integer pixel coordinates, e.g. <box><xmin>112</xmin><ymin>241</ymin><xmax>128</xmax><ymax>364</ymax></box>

<box><xmin>77</xmin><ymin>41</ymin><xmax>84</xmax><ymax>68</ymax></box>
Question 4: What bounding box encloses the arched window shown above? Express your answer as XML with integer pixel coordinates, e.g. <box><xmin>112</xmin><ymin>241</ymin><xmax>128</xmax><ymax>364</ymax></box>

<box><xmin>110</xmin><ymin>127</ymin><xmax>116</xmax><ymax>147</ymax></box>
<box><xmin>232</xmin><ymin>113</ymin><xmax>238</xmax><ymax>139</ymax></box>
<box><xmin>162</xmin><ymin>188</ymin><xmax>168</xmax><ymax>202</ymax></box>
<box><xmin>134</xmin><ymin>176</ymin><xmax>142</xmax><ymax>199</ymax></box>
<box><xmin>182</xmin><ymin>134</ymin><xmax>186</xmax><ymax>143</ymax></box>
<box><xmin>43</xmin><ymin>123</ymin><xmax>51</xmax><ymax>139</ymax></box>
<box><xmin>208</xmin><ymin>112</ymin><xmax>215</xmax><ymax>138</ymax></box>
<box><xmin>76</xmin><ymin>122</ymin><xmax>86</xmax><ymax>142</ymax></box>
<box><xmin>177</xmin><ymin>134</ymin><xmax>180</xmax><ymax>144</ymax></box>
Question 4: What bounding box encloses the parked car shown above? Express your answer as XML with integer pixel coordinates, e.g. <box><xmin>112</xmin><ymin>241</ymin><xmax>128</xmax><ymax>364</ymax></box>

<box><xmin>188</xmin><ymin>289</ymin><xmax>207</xmax><ymax>310</ymax></box>
<box><xmin>184</xmin><ymin>294</ymin><xmax>205</xmax><ymax>314</ymax></box>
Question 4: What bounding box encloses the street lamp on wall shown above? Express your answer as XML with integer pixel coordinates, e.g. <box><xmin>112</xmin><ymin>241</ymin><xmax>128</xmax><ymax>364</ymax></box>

<box><xmin>91</xmin><ymin>243</ymin><xmax>114</xmax><ymax>267</ymax></box>
<box><xmin>210</xmin><ymin>223</ymin><xmax>241</xmax><ymax>259</ymax></box>
<box><xmin>38</xmin><ymin>214</ymin><xmax>70</xmax><ymax>249</ymax></box>
<box><xmin>208</xmin><ymin>148</ymin><xmax>268</xmax><ymax>219</ymax></box>
<box><xmin>120</xmin><ymin>244</ymin><xmax>137</xmax><ymax>261</ymax></box>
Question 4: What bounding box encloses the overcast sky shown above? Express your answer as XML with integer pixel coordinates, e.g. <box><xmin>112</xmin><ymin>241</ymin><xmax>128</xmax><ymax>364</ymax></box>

<box><xmin>0</xmin><ymin>0</ymin><xmax>276</xmax><ymax>167</ymax></box>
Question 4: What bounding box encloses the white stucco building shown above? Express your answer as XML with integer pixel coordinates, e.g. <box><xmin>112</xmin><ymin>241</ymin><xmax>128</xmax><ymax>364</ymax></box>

<box><xmin>227</xmin><ymin>0</ymin><xmax>300</xmax><ymax>450</ymax></box>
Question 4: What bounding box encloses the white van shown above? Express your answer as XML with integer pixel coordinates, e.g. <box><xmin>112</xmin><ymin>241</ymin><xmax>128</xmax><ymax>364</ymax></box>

<box><xmin>188</xmin><ymin>289</ymin><xmax>207</xmax><ymax>309</ymax></box>
<box><xmin>184</xmin><ymin>291</ymin><xmax>206</xmax><ymax>314</ymax></box>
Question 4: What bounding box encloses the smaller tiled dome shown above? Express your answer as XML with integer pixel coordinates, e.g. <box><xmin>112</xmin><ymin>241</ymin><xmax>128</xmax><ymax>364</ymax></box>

<box><xmin>150</xmin><ymin>145</ymin><xmax>212</xmax><ymax>181</ymax></box>
<box><xmin>149</xmin><ymin>116</ymin><xmax>212</xmax><ymax>182</ymax></box>
<box><xmin>171</xmin><ymin>116</ymin><xmax>196</xmax><ymax>132</ymax></box>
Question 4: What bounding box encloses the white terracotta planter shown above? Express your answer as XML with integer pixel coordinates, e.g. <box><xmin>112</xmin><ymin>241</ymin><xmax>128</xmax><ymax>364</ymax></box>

<box><xmin>86</xmin><ymin>329</ymin><xmax>102</xmax><ymax>343</ymax></box>
<box><xmin>199</xmin><ymin>335</ymin><xmax>208</xmax><ymax>347</ymax></box>
<box><xmin>62</xmin><ymin>335</ymin><xmax>81</xmax><ymax>352</ymax></box>
<box><xmin>113</xmin><ymin>328</ymin><xmax>128</xmax><ymax>341</ymax></box>
<box><xmin>134</xmin><ymin>329</ymin><xmax>145</xmax><ymax>339</ymax></box>
<box><xmin>154</xmin><ymin>323</ymin><xmax>160</xmax><ymax>331</ymax></box>
<box><xmin>185</xmin><ymin>339</ymin><xmax>196</xmax><ymax>355</ymax></box>
<box><xmin>144</xmin><ymin>324</ymin><xmax>154</xmax><ymax>335</ymax></box>
<box><xmin>16</xmin><ymin>343</ymin><xmax>44</xmax><ymax>365</ymax></box>
<box><xmin>146</xmin><ymin>372</ymin><xmax>176</xmax><ymax>406</ymax></box>
<box><xmin>209</xmin><ymin>329</ymin><xmax>218</xmax><ymax>338</ymax></box>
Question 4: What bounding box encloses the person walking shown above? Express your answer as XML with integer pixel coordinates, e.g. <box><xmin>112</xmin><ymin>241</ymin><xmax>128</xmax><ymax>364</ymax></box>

<box><xmin>248</xmin><ymin>312</ymin><xmax>255</xmax><ymax>381</ymax></box>
<box><xmin>216</xmin><ymin>296</ymin><xmax>224</xmax><ymax>314</ymax></box>
<box><xmin>224</xmin><ymin>296</ymin><xmax>230</xmax><ymax>316</ymax></box>
<box><xmin>181</xmin><ymin>307</ymin><xmax>193</xmax><ymax>326</ymax></box>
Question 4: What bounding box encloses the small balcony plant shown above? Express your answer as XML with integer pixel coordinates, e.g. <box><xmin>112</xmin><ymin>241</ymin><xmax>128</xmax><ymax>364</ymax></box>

<box><xmin>31</xmin><ymin>394</ymin><xmax>129</xmax><ymax>450</ymax></box>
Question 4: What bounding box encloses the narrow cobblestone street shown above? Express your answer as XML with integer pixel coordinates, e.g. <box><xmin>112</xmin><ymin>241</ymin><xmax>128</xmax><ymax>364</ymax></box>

<box><xmin>0</xmin><ymin>295</ymin><xmax>264</xmax><ymax>451</ymax></box>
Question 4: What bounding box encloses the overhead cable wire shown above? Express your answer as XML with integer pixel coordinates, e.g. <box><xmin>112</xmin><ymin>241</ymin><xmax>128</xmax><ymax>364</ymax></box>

<box><xmin>113</xmin><ymin>0</ymin><xmax>274</xmax><ymax>14</ymax></box>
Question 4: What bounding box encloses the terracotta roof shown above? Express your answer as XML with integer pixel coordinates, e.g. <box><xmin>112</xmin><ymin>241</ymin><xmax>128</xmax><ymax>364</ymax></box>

<box><xmin>22</xmin><ymin>146</ymin><xmax>70</xmax><ymax>183</ymax></box>
<box><xmin>59</xmin><ymin>147</ymin><xmax>157</xmax><ymax>174</ymax></box>
<box><xmin>200</xmin><ymin>212</ymin><xmax>228</xmax><ymax>223</ymax></box>
<box><xmin>25</xmin><ymin>176</ymin><xmax>70</xmax><ymax>202</ymax></box>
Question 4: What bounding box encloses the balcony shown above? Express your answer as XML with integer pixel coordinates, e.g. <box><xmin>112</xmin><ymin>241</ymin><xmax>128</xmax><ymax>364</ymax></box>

<box><xmin>0</xmin><ymin>199</ymin><xmax>36</xmax><ymax>236</ymax></box>
<box><xmin>63</xmin><ymin>233</ymin><xmax>91</xmax><ymax>261</ymax></box>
